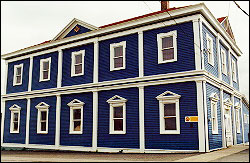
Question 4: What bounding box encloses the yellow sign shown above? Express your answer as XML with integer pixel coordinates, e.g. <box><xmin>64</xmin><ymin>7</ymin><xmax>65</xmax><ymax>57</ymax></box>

<box><xmin>185</xmin><ymin>116</ymin><xmax>198</xmax><ymax>122</ymax></box>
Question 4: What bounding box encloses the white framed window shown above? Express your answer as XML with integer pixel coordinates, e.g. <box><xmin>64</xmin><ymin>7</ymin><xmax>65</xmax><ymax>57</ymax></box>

<box><xmin>71</xmin><ymin>50</ymin><xmax>85</xmax><ymax>77</ymax></box>
<box><xmin>13</xmin><ymin>64</ymin><xmax>23</xmax><ymax>86</ymax></box>
<box><xmin>234</xmin><ymin>103</ymin><xmax>241</xmax><ymax>134</ymax></box>
<box><xmin>110</xmin><ymin>41</ymin><xmax>126</xmax><ymax>71</ymax></box>
<box><xmin>210</xmin><ymin>93</ymin><xmax>219</xmax><ymax>134</ymax></box>
<box><xmin>67</xmin><ymin>99</ymin><xmax>84</xmax><ymax>134</ymax></box>
<box><xmin>35</xmin><ymin>102</ymin><xmax>50</xmax><ymax>134</ymax></box>
<box><xmin>9</xmin><ymin>104</ymin><xmax>21</xmax><ymax>134</ymax></box>
<box><xmin>156</xmin><ymin>91</ymin><xmax>181</xmax><ymax>134</ymax></box>
<box><xmin>221</xmin><ymin>48</ymin><xmax>227</xmax><ymax>75</ymax></box>
<box><xmin>39</xmin><ymin>57</ymin><xmax>51</xmax><ymax>82</ymax></box>
<box><xmin>243</xmin><ymin>114</ymin><xmax>249</xmax><ymax>124</ymax></box>
<box><xmin>206</xmin><ymin>33</ymin><xmax>214</xmax><ymax>66</ymax></box>
<box><xmin>232</xmin><ymin>60</ymin><xmax>237</xmax><ymax>82</ymax></box>
<box><xmin>157</xmin><ymin>30</ymin><xmax>177</xmax><ymax>64</ymax></box>
<box><xmin>107</xmin><ymin>95</ymin><xmax>127</xmax><ymax>134</ymax></box>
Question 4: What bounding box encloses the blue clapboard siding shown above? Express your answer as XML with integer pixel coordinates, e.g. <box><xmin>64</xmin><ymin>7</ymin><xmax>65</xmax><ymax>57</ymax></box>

<box><xmin>144</xmin><ymin>82</ymin><xmax>199</xmax><ymax>150</ymax></box>
<box><xmin>220</xmin><ymin>43</ymin><xmax>230</xmax><ymax>84</ymax></box>
<box><xmin>206</xmin><ymin>83</ymin><xmax>222</xmax><ymax>150</ymax></box>
<box><xmin>60</xmin><ymin>92</ymin><xmax>93</xmax><ymax>147</ymax></box>
<box><xmin>98</xmin><ymin>87</ymin><xmax>139</xmax><ymax>149</ymax></box>
<box><xmin>202</xmin><ymin>24</ymin><xmax>219</xmax><ymax>78</ymax></box>
<box><xmin>234</xmin><ymin>97</ymin><xmax>243</xmax><ymax>144</ymax></box>
<box><xmin>29</xmin><ymin>96</ymin><xmax>56</xmax><ymax>145</ymax></box>
<box><xmin>32</xmin><ymin>52</ymin><xmax>58</xmax><ymax>91</ymax></box>
<box><xmin>143</xmin><ymin>22</ymin><xmax>195</xmax><ymax>77</ymax></box>
<box><xmin>62</xmin><ymin>43</ymin><xmax>94</xmax><ymax>87</ymax></box>
<box><xmin>7</xmin><ymin>59</ymin><xmax>30</xmax><ymax>94</ymax></box>
<box><xmin>242</xmin><ymin>102</ymin><xmax>249</xmax><ymax>143</ymax></box>
<box><xmin>64</xmin><ymin>25</ymin><xmax>91</xmax><ymax>38</ymax></box>
<box><xmin>3</xmin><ymin>99</ymin><xmax>27</xmax><ymax>144</ymax></box>
<box><xmin>231</xmin><ymin>54</ymin><xmax>239</xmax><ymax>90</ymax></box>
<box><xmin>98</xmin><ymin>33</ymin><xmax>139</xmax><ymax>82</ymax></box>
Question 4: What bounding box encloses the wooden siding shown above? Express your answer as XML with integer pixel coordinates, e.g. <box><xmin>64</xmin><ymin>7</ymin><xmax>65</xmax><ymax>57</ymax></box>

<box><xmin>220</xmin><ymin>43</ymin><xmax>230</xmax><ymax>84</ymax></box>
<box><xmin>64</xmin><ymin>25</ymin><xmax>91</xmax><ymax>38</ymax></box>
<box><xmin>32</xmin><ymin>51</ymin><xmax>58</xmax><ymax>91</ymax></box>
<box><xmin>143</xmin><ymin>22</ymin><xmax>195</xmax><ymax>77</ymax></box>
<box><xmin>242</xmin><ymin>103</ymin><xmax>249</xmax><ymax>143</ymax></box>
<box><xmin>98</xmin><ymin>87</ymin><xmax>140</xmax><ymax>149</ymax></box>
<box><xmin>231</xmin><ymin>55</ymin><xmax>239</xmax><ymax>90</ymax></box>
<box><xmin>144</xmin><ymin>82</ymin><xmax>199</xmax><ymax>150</ymax></box>
<box><xmin>3</xmin><ymin>99</ymin><xmax>27</xmax><ymax>144</ymax></box>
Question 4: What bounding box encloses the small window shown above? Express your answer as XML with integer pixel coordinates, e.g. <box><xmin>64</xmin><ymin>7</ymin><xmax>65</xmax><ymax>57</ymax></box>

<box><xmin>9</xmin><ymin>104</ymin><xmax>21</xmax><ymax>134</ymax></box>
<box><xmin>206</xmin><ymin>33</ymin><xmax>214</xmax><ymax>66</ymax></box>
<box><xmin>156</xmin><ymin>91</ymin><xmax>181</xmax><ymax>134</ymax></box>
<box><xmin>244</xmin><ymin>114</ymin><xmax>249</xmax><ymax>124</ymax></box>
<box><xmin>36</xmin><ymin>102</ymin><xmax>50</xmax><ymax>134</ymax></box>
<box><xmin>221</xmin><ymin>48</ymin><xmax>227</xmax><ymax>75</ymax></box>
<box><xmin>13</xmin><ymin>64</ymin><xmax>23</xmax><ymax>86</ymax></box>
<box><xmin>157</xmin><ymin>30</ymin><xmax>177</xmax><ymax>64</ymax></box>
<box><xmin>232</xmin><ymin>60</ymin><xmax>237</xmax><ymax>82</ymax></box>
<box><xmin>110</xmin><ymin>41</ymin><xmax>126</xmax><ymax>71</ymax></box>
<box><xmin>107</xmin><ymin>95</ymin><xmax>127</xmax><ymax>134</ymax></box>
<box><xmin>210</xmin><ymin>93</ymin><xmax>219</xmax><ymax>134</ymax></box>
<box><xmin>71</xmin><ymin>50</ymin><xmax>85</xmax><ymax>77</ymax></box>
<box><xmin>67</xmin><ymin>99</ymin><xmax>84</xmax><ymax>134</ymax></box>
<box><xmin>40</xmin><ymin>58</ymin><xmax>51</xmax><ymax>82</ymax></box>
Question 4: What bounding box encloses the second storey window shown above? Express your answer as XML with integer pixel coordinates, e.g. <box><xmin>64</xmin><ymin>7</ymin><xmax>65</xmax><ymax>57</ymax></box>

<box><xmin>210</xmin><ymin>93</ymin><xmax>219</xmax><ymax>134</ymax></box>
<box><xmin>110</xmin><ymin>41</ymin><xmax>126</xmax><ymax>71</ymax></box>
<box><xmin>157</xmin><ymin>30</ymin><xmax>177</xmax><ymax>64</ymax></box>
<box><xmin>35</xmin><ymin>102</ymin><xmax>50</xmax><ymax>134</ymax></box>
<box><xmin>40</xmin><ymin>58</ymin><xmax>51</xmax><ymax>82</ymax></box>
<box><xmin>221</xmin><ymin>48</ymin><xmax>227</xmax><ymax>75</ymax></box>
<box><xmin>232</xmin><ymin>60</ymin><xmax>237</xmax><ymax>82</ymax></box>
<box><xmin>13</xmin><ymin>64</ymin><xmax>23</xmax><ymax>86</ymax></box>
<box><xmin>71</xmin><ymin>50</ymin><xmax>85</xmax><ymax>77</ymax></box>
<box><xmin>9</xmin><ymin>104</ymin><xmax>21</xmax><ymax>134</ymax></box>
<box><xmin>206</xmin><ymin>33</ymin><xmax>214</xmax><ymax>66</ymax></box>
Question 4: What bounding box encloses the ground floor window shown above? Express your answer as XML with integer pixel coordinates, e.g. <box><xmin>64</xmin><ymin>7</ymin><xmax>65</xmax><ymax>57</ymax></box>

<box><xmin>9</xmin><ymin>104</ymin><xmax>21</xmax><ymax>134</ymax></box>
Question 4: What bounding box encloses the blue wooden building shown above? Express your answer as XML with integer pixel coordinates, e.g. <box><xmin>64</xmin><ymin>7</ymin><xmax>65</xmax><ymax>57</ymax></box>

<box><xmin>1</xmin><ymin>2</ymin><xmax>249</xmax><ymax>153</ymax></box>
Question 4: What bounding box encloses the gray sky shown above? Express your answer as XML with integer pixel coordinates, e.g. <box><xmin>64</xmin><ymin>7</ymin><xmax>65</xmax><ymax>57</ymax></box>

<box><xmin>1</xmin><ymin>1</ymin><xmax>249</xmax><ymax>100</ymax></box>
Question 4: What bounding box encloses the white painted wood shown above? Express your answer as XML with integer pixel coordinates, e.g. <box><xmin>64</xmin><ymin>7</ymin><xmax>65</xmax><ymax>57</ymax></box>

<box><xmin>1</xmin><ymin>99</ymin><xmax>6</xmax><ymax>145</ymax></box>
<box><xmin>28</xmin><ymin>56</ymin><xmax>33</xmax><ymax>91</ymax></box>
<box><xmin>240</xmin><ymin>99</ymin><xmax>245</xmax><ymax>143</ymax></box>
<box><xmin>55</xmin><ymin>95</ymin><xmax>61</xmax><ymax>148</ymax></box>
<box><xmin>202</xmin><ymin>81</ymin><xmax>209</xmax><ymax>152</ymax></box>
<box><xmin>25</xmin><ymin>98</ymin><xmax>31</xmax><ymax>146</ymax></box>
<box><xmin>231</xmin><ymin>95</ymin><xmax>237</xmax><ymax>145</ymax></box>
<box><xmin>57</xmin><ymin>49</ymin><xmax>63</xmax><ymax>88</ymax></box>
<box><xmin>92</xmin><ymin>90</ymin><xmax>98</xmax><ymax>151</ymax></box>
<box><xmin>138</xmin><ymin>86</ymin><xmax>145</xmax><ymax>153</ymax></box>
<box><xmin>220</xmin><ymin>88</ymin><xmax>226</xmax><ymax>148</ymax></box>
<box><xmin>138</xmin><ymin>31</ymin><xmax>144</xmax><ymax>77</ymax></box>
<box><xmin>93</xmin><ymin>40</ymin><xmax>99</xmax><ymax>83</ymax></box>
<box><xmin>193</xmin><ymin>18</ymin><xmax>202</xmax><ymax>70</ymax></box>
<box><xmin>216</xmin><ymin>34</ymin><xmax>222</xmax><ymax>80</ymax></box>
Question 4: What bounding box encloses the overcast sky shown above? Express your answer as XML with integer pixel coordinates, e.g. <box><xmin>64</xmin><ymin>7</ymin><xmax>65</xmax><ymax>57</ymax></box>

<box><xmin>1</xmin><ymin>1</ymin><xmax>249</xmax><ymax>100</ymax></box>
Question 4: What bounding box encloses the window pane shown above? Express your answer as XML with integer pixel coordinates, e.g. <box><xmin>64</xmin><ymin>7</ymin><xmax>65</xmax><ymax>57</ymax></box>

<box><xmin>212</xmin><ymin>104</ymin><xmax>216</xmax><ymax>118</ymax></box>
<box><xmin>162</xmin><ymin>48</ymin><xmax>174</xmax><ymax>60</ymax></box>
<box><xmin>41</xmin><ymin>122</ymin><xmax>47</xmax><ymax>131</ymax></box>
<box><xmin>114</xmin><ymin>46</ymin><xmax>123</xmax><ymax>57</ymax></box>
<box><xmin>14</xmin><ymin>113</ymin><xmax>19</xmax><ymax>122</ymax></box>
<box><xmin>114</xmin><ymin>57</ymin><xmax>123</xmax><ymax>68</ymax></box>
<box><xmin>43</xmin><ymin>71</ymin><xmax>49</xmax><ymax>80</ymax></box>
<box><xmin>16</xmin><ymin>76</ymin><xmax>21</xmax><ymax>84</ymax></box>
<box><xmin>114</xmin><ymin>119</ymin><xmax>123</xmax><ymax>131</ymax></box>
<box><xmin>114</xmin><ymin>107</ymin><xmax>123</xmax><ymax>118</ymax></box>
<box><xmin>75</xmin><ymin>54</ymin><xmax>82</xmax><ymax>64</ymax></box>
<box><xmin>43</xmin><ymin>61</ymin><xmax>49</xmax><ymax>70</ymax></box>
<box><xmin>16</xmin><ymin>67</ymin><xmax>21</xmax><ymax>75</ymax></box>
<box><xmin>165</xmin><ymin>117</ymin><xmax>176</xmax><ymax>130</ymax></box>
<box><xmin>13</xmin><ymin>122</ymin><xmax>18</xmax><ymax>131</ymax></box>
<box><xmin>164</xmin><ymin>103</ymin><xmax>176</xmax><ymax>116</ymax></box>
<box><xmin>74</xmin><ymin>121</ymin><xmax>81</xmax><ymax>131</ymax></box>
<box><xmin>212</xmin><ymin>118</ymin><xmax>216</xmax><ymax>130</ymax></box>
<box><xmin>41</xmin><ymin>111</ymin><xmax>47</xmax><ymax>121</ymax></box>
<box><xmin>75</xmin><ymin>64</ymin><xmax>82</xmax><ymax>74</ymax></box>
<box><xmin>162</xmin><ymin>36</ymin><xmax>173</xmax><ymax>49</ymax></box>
<box><xmin>73</xmin><ymin>109</ymin><xmax>81</xmax><ymax>120</ymax></box>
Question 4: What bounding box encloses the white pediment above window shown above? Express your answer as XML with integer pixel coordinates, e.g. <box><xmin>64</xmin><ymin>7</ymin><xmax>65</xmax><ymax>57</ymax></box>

<box><xmin>107</xmin><ymin>95</ymin><xmax>127</xmax><ymax>104</ymax></box>
<box><xmin>35</xmin><ymin>102</ymin><xmax>50</xmax><ymax>110</ymax></box>
<box><xmin>234</xmin><ymin>102</ymin><xmax>241</xmax><ymax>109</ymax></box>
<box><xmin>67</xmin><ymin>99</ymin><xmax>85</xmax><ymax>107</ymax></box>
<box><xmin>210</xmin><ymin>93</ymin><xmax>219</xmax><ymax>102</ymax></box>
<box><xmin>224</xmin><ymin>98</ymin><xmax>232</xmax><ymax>107</ymax></box>
<box><xmin>9</xmin><ymin>104</ymin><xmax>21</xmax><ymax>111</ymax></box>
<box><xmin>156</xmin><ymin>91</ymin><xmax>181</xmax><ymax>101</ymax></box>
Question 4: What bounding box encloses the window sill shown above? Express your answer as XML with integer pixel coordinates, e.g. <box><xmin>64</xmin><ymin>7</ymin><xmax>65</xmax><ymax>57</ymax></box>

<box><xmin>109</xmin><ymin>131</ymin><xmax>126</xmax><ymax>134</ymax></box>
<box><xmin>10</xmin><ymin>131</ymin><xmax>20</xmax><ymax>134</ymax></box>
<box><xmin>71</xmin><ymin>73</ymin><xmax>84</xmax><ymax>77</ymax></box>
<box><xmin>39</xmin><ymin>79</ymin><xmax>50</xmax><ymax>82</ymax></box>
<box><xmin>160</xmin><ymin>130</ymin><xmax>180</xmax><ymax>134</ymax></box>
<box><xmin>212</xmin><ymin>132</ymin><xmax>219</xmax><ymax>135</ymax></box>
<box><xmin>69</xmin><ymin>131</ymin><xmax>83</xmax><ymax>135</ymax></box>
<box><xmin>110</xmin><ymin>67</ymin><xmax>126</xmax><ymax>71</ymax></box>
<box><xmin>37</xmin><ymin>131</ymin><xmax>48</xmax><ymax>134</ymax></box>
<box><xmin>158</xmin><ymin>59</ymin><xmax>177</xmax><ymax>64</ymax></box>
<box><xmin>13</xmin><ymin>83</ymin><xmax>22</xmax><ymax>86</ymax></box>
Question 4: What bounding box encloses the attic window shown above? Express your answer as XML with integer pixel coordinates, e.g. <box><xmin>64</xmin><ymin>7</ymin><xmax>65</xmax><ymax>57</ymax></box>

<box><xmin>74</xmin><ymin>26</ymin><xmax>80</xmax><ymax>32</ymax></box>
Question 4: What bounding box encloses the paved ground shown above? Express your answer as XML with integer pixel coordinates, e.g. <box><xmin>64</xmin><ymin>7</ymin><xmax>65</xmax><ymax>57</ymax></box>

<box><xmin>1</xmin><ymin>145</ymin><xmax>249</xmax><ymax>162</ymax></box>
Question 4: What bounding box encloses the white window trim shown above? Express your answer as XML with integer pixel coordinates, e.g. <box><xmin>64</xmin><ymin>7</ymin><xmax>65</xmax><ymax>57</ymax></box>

<box><xmin>110</xmin><ymin>41</ymin><xmax>126</xmax><ymax>71</ymax></box>
<box><xmin>232</xmin><ymin>60</ymin><xmax>237</xmax><ymax>82</ymax></box>
<box><xmin>234</xmin><ymin>103</ymin><xmax>241</xmax><ymax>134</ymax></box>
<box><xmin>107</xmin><ymin>95</ymin><xmax>127</xmax><ymax>134</ymax></box>
<box><xmin>35</xmin><ymin>102</ymin><xmax>50</xmax><ymax>134</ymax></box>
<box><xmin>157</xmin><ymin>30</ymin><xmax>177</xmax><ymax>64</ymax></box>
<box><xmin>243</xmin><ymin>114</ymin><xmax>249</xmax><ymax>124</ymax></box>
<box><xmin>210</xmin><ymin>93</ymin><xmax>219</xmax><ymax>134</ymax></box>
<box><xmin>156</xmin><ymin>91</ymin><xmax>181</xmax><ymax>134</ymax></box>
<box><xmin>206</xmin><ymin>33</ymin><xmax>214</xmax><ymax>66</ymax></box>
<box><xmin>13</xmin><ymin>64</ymin><xmax>23</xmax><ymax>86</ymax></box>
<box><xmin>39</xmin><ymin>57</ymin><xmax>51</xmax><ymax>82</ymax></box>
<box><xmin>221</xmin><ymin>48</ymin><xmax>227</xmax><ymax>75</ymax></box>
<box><xmin>9</xmin><ymin>104</ymin><xmax>21</xmax><ymax>134</ymax></box>
<box><xmin>71</xmin><ymin>50</ymin><xmax>85</xmax><ymax>77</ymax></box>
<box><xmin>67</xmin><ymin>99</ymin><xmax>84</xmax><ymax>134</ymax></box>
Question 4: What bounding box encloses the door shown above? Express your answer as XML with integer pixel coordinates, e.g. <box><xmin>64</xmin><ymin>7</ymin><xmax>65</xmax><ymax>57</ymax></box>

<box><xmin>224</xmin><ymin>107</ymin><xmax>233</xmax><ymax>147</ymax></box>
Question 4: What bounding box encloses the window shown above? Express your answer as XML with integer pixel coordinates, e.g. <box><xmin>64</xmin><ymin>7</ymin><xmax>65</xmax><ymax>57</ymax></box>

<box><xmin>67</xmin><ymin>99</ymin><xmax>84</xmax><ymax>134</ymax></box>
<box><xmin>244</xmin><ymin>114</ymin><xmax>249</xmax><ymax>124</ymax></box>
<box><xmin>110</xmin><ymin>41</ymin><xmax>126</xmax><ymax>71</ymax></box>
<box><xmin>156</xmin><ymin>91</ymin><xmax>181</xmax><ymax>134</ymax></box>
<box><xmin>35</xmin><ymin>102</ymin><xmax>50</xmax><ymax>134</ymax></box>
<box><xmin>206</xmin><ymin>33</ymin><xmax>214</xmax><ymax>66</ymax></box>
<box><xmin>210</xmin><ymin>93</ymin><xmax>219</xmax><ymax>134</ymax></box>
<box><xmin>157</xmin><ymin>30</ymin><xmax>177</xmax><ymax>64</ymax></box>
<box><xmin>107</xmin><ymin>95</ymin><xmax>127</xmax><ymax>134</ymax></box>
<box><xmin>9</xmin><ymin>104</ymin><xmax>21</xmax><ymax>134</ymax></box>
<box><xmin>13</xmin><ymin>64</ymin><xmax>23</xmax><ymax>86</ymax></box>
<box><xmin>71</xmin><ymin>50</ymin><xmax>85</xmax><ymax>77</ymax></box>
<box><xmin>232</xmin><ymin>60</ymin><xmax>237</xmax><ymax>82</ymax></box>
<box><xmin>221</xmin><ymin>48</ymin><xmax>227</xmax><ymax>75</ymax></box>
<box><xmin>234</xmin><ymin>103</ymin><xmax>241</xmax><ymax>134</ymax></box>
<box><xmin>40</xmin><ymin>58</ymin><xmax>51</xmax><ymax>82</ymax></box>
